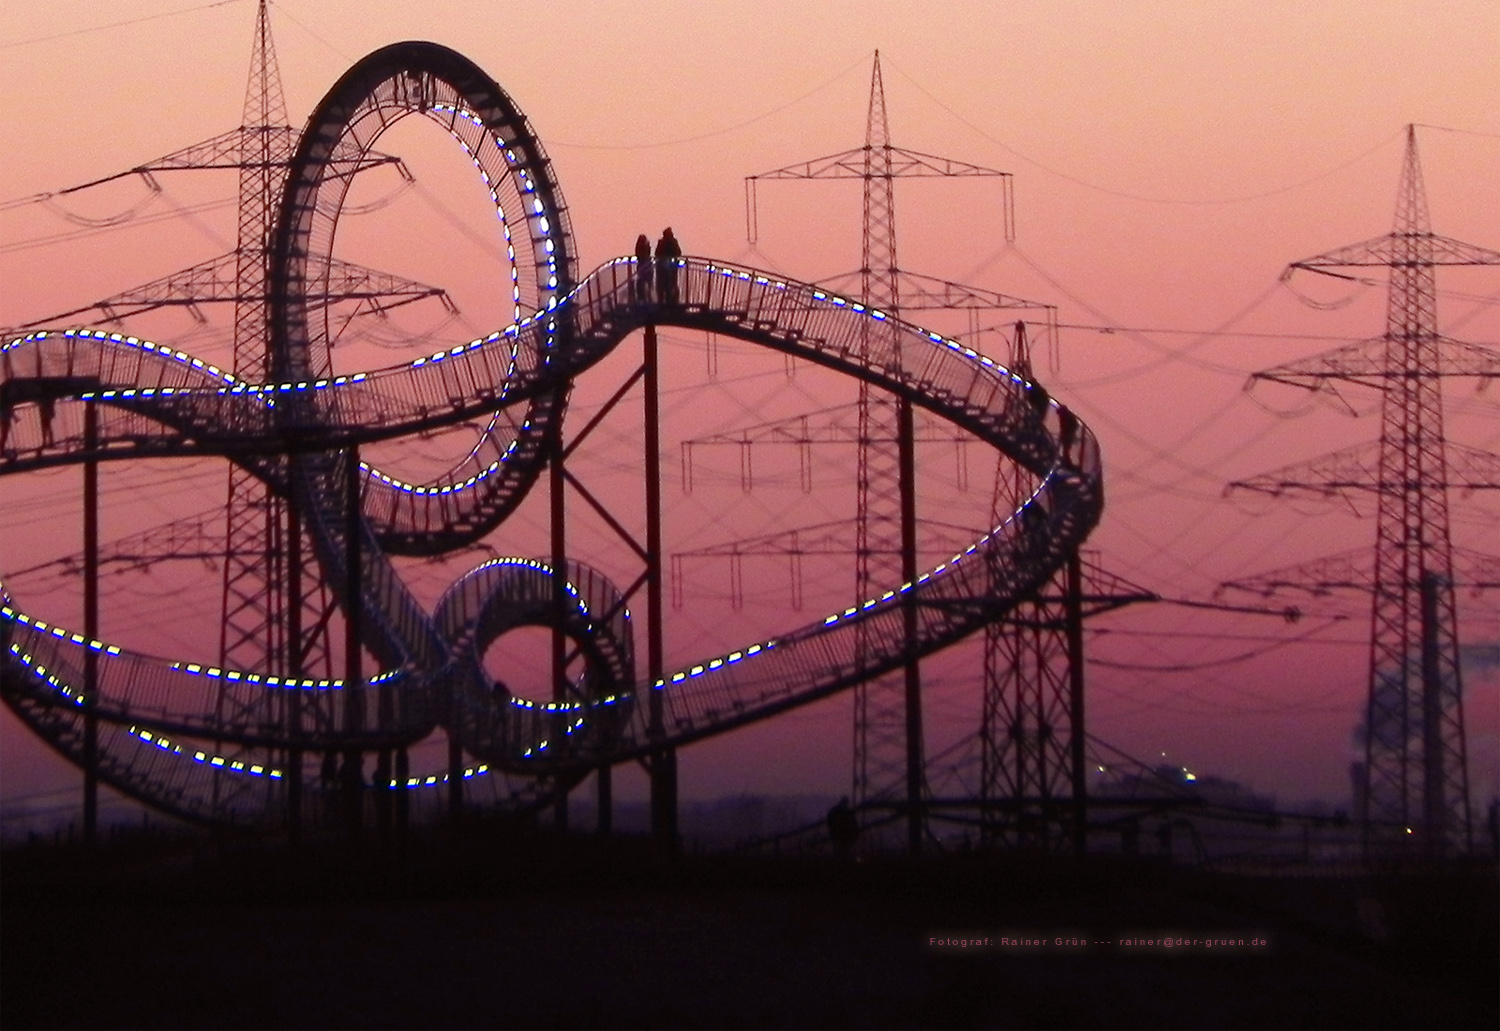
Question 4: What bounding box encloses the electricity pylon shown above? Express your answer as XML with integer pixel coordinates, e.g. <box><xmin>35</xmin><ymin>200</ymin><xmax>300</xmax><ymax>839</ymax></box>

<box><xmin>980</xmin><ymin>323</ymin><xmax>1153</xmax><ymax>852</ymax></box>
<box><xmin>746</xmin><ymin>53</ymin><xmax>1029</xmax><ymax>854</ymax></box>
<box><xmin>9</xmin><ymin>2</ymin><xmax>450</xmax><ymax>826</ymax></box>
<box><xmin>1227</xmin><ymin>126</ymin><xmax>1500</xmax><ymax>859</ymax></box>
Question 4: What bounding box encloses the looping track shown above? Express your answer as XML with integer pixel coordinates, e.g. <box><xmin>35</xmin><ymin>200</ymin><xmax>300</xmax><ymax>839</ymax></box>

<box><xmin>0</xmin><ymin>42</ymin><xmax>1102</xmax><ymax>829</ymax></box>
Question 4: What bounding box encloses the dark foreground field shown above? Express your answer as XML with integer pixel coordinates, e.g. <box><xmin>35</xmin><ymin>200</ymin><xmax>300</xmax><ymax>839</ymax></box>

<box><xmin>3</xmin><ymin>824</ymin><xmax>1495</xmax><ymax>1030</ymax></box>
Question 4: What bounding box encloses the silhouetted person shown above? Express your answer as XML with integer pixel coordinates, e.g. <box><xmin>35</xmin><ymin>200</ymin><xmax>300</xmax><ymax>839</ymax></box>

<box><xmin>1026</xmin><ymin>380</ymin><xmax>1050</xmax><ymax>418</ymax></box>
<box><xmin>1057</xmin><ymin>404</ymin><xmax>1078</xmax><ymax>465</ymax></box>
<box><xmin>827</xmin><ymin>796</ymin><xmax>859</xmax><ymax>859</ymax></box>
<box><xmin>38</xmin><ymin>395</ymin><xmax>55</xmax><ymax>447</ymax></box>
<box><xmin>1018</xmin><ymin>498</ymin><xmax>1048</xmax><ymax>557</ymax></box>
<box><xmin>633</xmin><ymin>233</ymin><xmax>654</xmax><ymax>302</ymax></box>
<box><xmin>655</xmin><ymin>227</ymin><xmax>682</xmax><ymax>305</ymax></box>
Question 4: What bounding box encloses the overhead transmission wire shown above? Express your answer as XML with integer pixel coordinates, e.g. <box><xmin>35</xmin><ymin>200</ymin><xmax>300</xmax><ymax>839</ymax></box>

<box><xmin>35</xmin><ymin>185</ymin><xmax>162</xmax><ymax>228</ymax></box>
<box><xmin>1101</xmin><ymin>606</ymin><xmax>1351</xmax><ymax>685</ymax></box>
<box><xmin>983</xmin><ymin>246</ymin><xmax>1287</xmax><ymax>386</ymax></box>
<box><xmin>2</xmin><ymin>469</ymin><xmax>219</xmax><ymax>543</ymax></box>
<box><xmin>954</xmin><ymin>245</ymin><xmax>1375</xmax><ymax>594</ymax></box>
<box><xmin>1105</xmin><ymin>414</ymin><xmax>1288</xmax><ymax>504</ymax></box>
<box><xmin>881</xmin><ymin>55</ymin><xmax>1406</xmax><ymax>207</ymax></box>
<box><xmin>1053</xmin><ymin>322</ymin><xmax>1365</xmax><ymax>347</ymax></box>
<box><xmin>266</xmin><ymin>0</ymin><xmax>352</xmax><ymax>62</ymax></box>
<box><xmin>545</xmin><ymin>54</ymin><xmax>871</xmax><ymax>151</ymax></box>
<box><xmin>0</xmin><ymin>0</ymin><xmax>246</xmax><ymax>51</ymax></box>
<box><xmin>3</xmin><ymin>506</ymin><xmax>225</xmax><ymax>583</ymax></box>
<box><xmin>1106</xmin><ymin>420</ymin><xmax>1305</xmax><ymax>575</ymax></box>
<box><xmin>1099</xmin><ymin>676</ymin><xmax>1359</xmax><ymax>719</ymax></box>
<box><xmin>1089</xmin><ymin>616</ymin><xmax>1346</xmax><ymax>673</ymax></box>
<box><xmin>0</xmin><ymin>197</ymin><xmax>235</xmax><ymax>255</ymax></box>
<box><xmin>1089</xmin><ymin>635</ymin><xmax>1361</xmax><ymax>717</ymax></box>
<box><xmin>407</xmin><ymin>181</ymin><xmax>511</xmax><ymax>264</ymax></box>
<box><xmin>719</xmin><ymin>84</ymin><xmax>1314</xmax><ymax>600</ymax></box>
<box><xmin>269</xmin><ymin>5</ymin><xmax>869</xmax><ymax>155</ymax></box>
<box><xmin>1413</xmin><ymin>123</ymin><xmax>1500</xmax><ymax>143</ymax></box>
<box><xmin>153</xmin><ymin>189</ymin><xmax>235</xmax><ymax>253</ymax></box>
<box><xmin>1092</xmin><ymin>625</ymin><xmax>1362</xmax><ymax>647</ymax></box>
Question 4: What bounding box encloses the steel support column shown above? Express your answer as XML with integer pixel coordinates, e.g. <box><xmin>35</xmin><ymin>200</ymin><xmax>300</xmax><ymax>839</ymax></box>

<box><xmin>286</xmin><ymin>478</ymin><xmax>303</xmax><ymax>843</ymax></box>
<box><xmin>1066</xmin><ymin>551</ymin><xmax>1086</xmax><ymax>855</ymax></box>
<box><xmin>550</xmin><ymin>386</ymin><xmax>570</xmax><ymax>831</ymax></box>
<box><xmin>82</xmin><ymin>401</ymin><xmax>99</xmax><ymax>844</ymax></box>
<box><xmin>898</xmin><ymin>396</ymin><xmax>923</xmax><ymax>856</ymax></box>
<box><xmin>342</xmin><ymin>446</ymin><xmax>364</xmax><ymax>839</ymax></box>
<box><xmin>644</xmin><ymin>323</ymin><xmax>677</xmax><ymax>848</ymax></box>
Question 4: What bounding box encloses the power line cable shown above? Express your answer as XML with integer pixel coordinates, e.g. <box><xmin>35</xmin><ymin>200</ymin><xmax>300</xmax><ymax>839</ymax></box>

<box><xmin>0</xmin><ymin>0</ymin><xmax>246</xmax><ymax>51</ymax></box>
<box><xmin>1414</xmin><ymin>123</ymin><xmax>1500</xmax><ymax>142</ymax></box>
<box><xmin>1091</xmin><ymin>617</ymin><xmax>1342</xmax><ymax>672</ymax></box>
<box><xmin>882</xmin><ymin>56</ymin><xmax>1405</xmax><ymax>207</ymax></box>
<box><xmin>0</xmin><ymin>197</ymin><xmax>235</xmax><ymax>255</ymax></box>
<box><xmin>547</xmin><ymin>54</ymin><xmax>871</xmax><ymax>151</ymax></box>
<box><xmin>267</xmin><ymin>0</ymin><xmax>351</xmax><ymax>61</ymax></box>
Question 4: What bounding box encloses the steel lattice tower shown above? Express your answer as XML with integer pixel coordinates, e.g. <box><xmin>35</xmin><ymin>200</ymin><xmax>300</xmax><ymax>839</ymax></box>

<box><xmin>977</xmin><ymin>323</ymin><xmax>1153</xmax><ymax>851</ymax></box>
<box><xmin>981</xmin><ymin>322</ymin><xmax>1070</xmax><ymax>848</ymax></box>
<box><xmin>29</xmin><ymin>2</ymin><xmax>439</xmax><ymax>687</ymax></box>
<box><xmin>219</xmin><ymin>0</ymin><xmax>296</xmax><ymax>682</ymax></box>
<box><xmin>849</xmin><ymin>55</ymin><xmax>916</xmax><ymax>834</ymax></box>
<box><xmin>1229</xmin><ymin>126</ymin><xmax>1500</xmax><ymax>858</ymax></box>
<box><xmin>5</xmin><ymin>1</ymin><xmax>448</xmax><ymax>824</ymax></box>
<box><xmin>745</xmin><ymin>54</ymin><xmax>1024</xmax><ymax>851</ymax></box>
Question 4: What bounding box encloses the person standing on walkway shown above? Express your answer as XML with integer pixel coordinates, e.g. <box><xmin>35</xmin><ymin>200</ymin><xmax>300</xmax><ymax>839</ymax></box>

<box><xmin>633</xmin><ymin>233</ymin><xmax>653</xmax><ymax>302</ymax></box>
<box><xmin>655</xmin><ymin>227</ymin><xmax>682</xmax><ymax>305</ymax></box>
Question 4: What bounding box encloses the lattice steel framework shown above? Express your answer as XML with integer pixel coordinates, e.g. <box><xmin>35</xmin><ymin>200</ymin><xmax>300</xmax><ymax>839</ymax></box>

<box><xmin>745</xmin><ymin>54</ymin><xmax>1022</xmax><ymax>851</ymax></box>
<box><xmin>851</xmin><ymin>57</ymin><xmax>912</xmax><ymax>830</ymax></box>
<box><xmin>978</xmin><ymin>324</ymin><xmax>1153</xmax><ymax>851</ymax></box>
<box><xmin>221</xmin><ymin>0</ymin><xmax>296</xmax><ymax>693</ymax></box>
<box><xmin>1228</xmin><ymin>126</ymin><xmax>1500</xmax><ymax>858</ymax></box>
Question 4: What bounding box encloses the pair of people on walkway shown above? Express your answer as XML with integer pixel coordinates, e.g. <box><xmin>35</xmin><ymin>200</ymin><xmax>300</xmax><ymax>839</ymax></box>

<box><xmin>634</xmin><ymin>227</ymin><xmax>681</xmax><ymax>305</ymax></box>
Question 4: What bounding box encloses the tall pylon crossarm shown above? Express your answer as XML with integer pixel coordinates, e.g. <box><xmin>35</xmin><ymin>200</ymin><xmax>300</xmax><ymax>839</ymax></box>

<box><xmin>1234</xmin><ymin>126</ymin><xmax>1500</xmax><ymax>858</ymax></box>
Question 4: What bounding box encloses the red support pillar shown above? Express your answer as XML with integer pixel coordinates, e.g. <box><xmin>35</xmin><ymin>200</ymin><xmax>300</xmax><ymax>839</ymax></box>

<box><xmin>551</xmin><ymin>389</ymin><xmax>570</xmax><ymax>832</ymax></box>
<box><xmin>898</xmin><ymin>396</ymin><xmax>923</xmax><ymax>857</ymax></box>
<box><xmin>342</xmin><ymin>446</ymin><xmax>364</xmax><ymax>840</ymax></box>
<box><xmin>286</xmin><ymin>478</ymin><xmax>303</xmax><ymax>844</ymax></box>
<box><xmin>82</xmin><ymin>401</ymin><xmax>99</xmax><ymax>844</ymax></box>
<box><xmin>1066</xmin><ymin>552</ymin><xmax>1087</xmax><ymax>855</ymax></box>
<box><xmin>644</xmin><ymin>323</ymin><xmax>677</xmax><ymax>848</ymax></box>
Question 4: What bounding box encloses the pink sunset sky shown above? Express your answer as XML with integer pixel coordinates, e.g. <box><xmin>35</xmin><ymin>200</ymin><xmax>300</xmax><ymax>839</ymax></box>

<box><xmin>1</xmin><ymin>0</ymin><xmax>1497</xmax><ymax>821</ymax></box>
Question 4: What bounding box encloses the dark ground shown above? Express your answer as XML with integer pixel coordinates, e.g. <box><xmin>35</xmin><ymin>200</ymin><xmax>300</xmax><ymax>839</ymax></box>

<box><xmin>2</xmin><ymin>823</ymin><xmax>1495</xmax><ymax>1030</ymax></box>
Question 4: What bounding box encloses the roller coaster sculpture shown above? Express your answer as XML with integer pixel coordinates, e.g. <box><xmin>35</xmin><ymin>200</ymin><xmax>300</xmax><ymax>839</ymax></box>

<box><xmin>0</xmin><ymin>43</ymin><xmax>1103</xmax><ymax>831</ymax></box>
